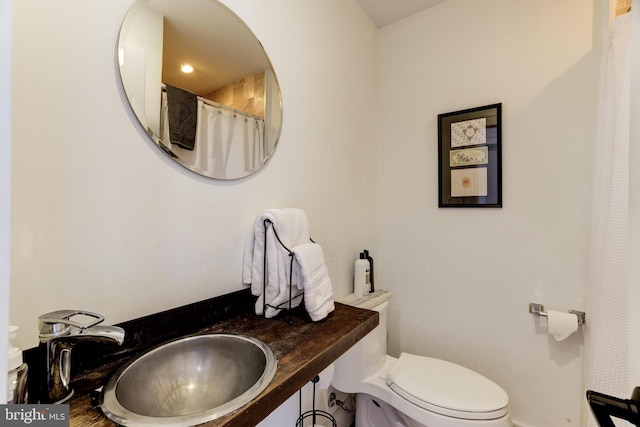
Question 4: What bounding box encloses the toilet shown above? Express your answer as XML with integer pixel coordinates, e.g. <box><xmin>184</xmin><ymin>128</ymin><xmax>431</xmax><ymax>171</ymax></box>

<box><xmin>332</xmin><ymin>291</ymin><xmax>512</xmax><ymax>427</ymax></box>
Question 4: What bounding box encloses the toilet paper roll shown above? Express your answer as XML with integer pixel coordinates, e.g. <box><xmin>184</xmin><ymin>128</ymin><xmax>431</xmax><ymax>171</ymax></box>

<box><xmin>317</xmin><ymin>363</ymin><xmax>334</xmax><ymax>389</ymax></box>
<box><xmin>547</xmin><ymin>310</ymin><xmax>579</xmax><ymax>341</ymax></box>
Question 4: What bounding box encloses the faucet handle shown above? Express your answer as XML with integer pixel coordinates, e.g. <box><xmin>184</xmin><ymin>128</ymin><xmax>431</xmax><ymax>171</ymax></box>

<box><xmin>38</xmin><ymin>310</ymin><xmax>105</xmax><ymax>338</ymax></box>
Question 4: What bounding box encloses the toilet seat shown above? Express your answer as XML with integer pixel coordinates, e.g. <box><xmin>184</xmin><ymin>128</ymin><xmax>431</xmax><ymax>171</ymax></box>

<box><xmin>386</xmin><ymin>353</ymin><xmax>509</xmax><ymax>421</ymax></box>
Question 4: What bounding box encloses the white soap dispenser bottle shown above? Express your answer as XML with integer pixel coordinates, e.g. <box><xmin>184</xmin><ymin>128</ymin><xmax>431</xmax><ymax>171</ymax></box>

<box><xmin>7</xmin><ymin>325</ymin><xmax>28</xmax><ymax>404</ymax></box>
<box><xmin>354</xmin><ymin>252</ymin><xmax>370</xmax><ymax>298</ymax></box>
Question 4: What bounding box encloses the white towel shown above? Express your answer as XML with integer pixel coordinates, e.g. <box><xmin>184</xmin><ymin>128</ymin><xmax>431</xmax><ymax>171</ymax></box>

<box><xmin>292</xmin><ymin>243</ymin><xmax>335</xmax><ymax>322</ymax></box>
<box><xmin>242</xmin><ymin>209</ymin><xmax>310</xmax><ymax>317</ymax></box>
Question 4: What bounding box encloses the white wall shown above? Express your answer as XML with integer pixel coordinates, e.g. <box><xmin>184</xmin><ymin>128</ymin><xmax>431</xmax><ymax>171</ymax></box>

<box><xmin>9</xmin><ymin>0</ymin><xmax>378</xmax><ymax>353</ymax></box>
<box><xmin>377</xmin><ymin>1</ymin><xmax>606</xmax><ymax>426</ymax></box>
<box><xmin>0</xmin><ymin>0</ymin><xmax>11</xmax><ymax>406</ymax></box>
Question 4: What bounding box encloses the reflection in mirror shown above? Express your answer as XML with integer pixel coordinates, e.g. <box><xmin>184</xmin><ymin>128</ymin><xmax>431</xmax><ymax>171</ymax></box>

<box><xmin>118</xmin><ymin>0</ymin><xmax>283</xmax><ymax>179</ymax></box>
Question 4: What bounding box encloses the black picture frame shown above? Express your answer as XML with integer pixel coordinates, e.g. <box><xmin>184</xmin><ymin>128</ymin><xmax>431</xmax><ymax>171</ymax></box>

<box><xmin>437</xmin><ymin>103</ymin><xmax>502</xmax><ymax>208</ymax></box>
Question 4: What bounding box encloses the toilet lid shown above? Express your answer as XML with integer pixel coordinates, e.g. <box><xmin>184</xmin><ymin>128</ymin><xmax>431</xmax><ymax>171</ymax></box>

<box><xmin>386</xmin><ymin>353</ymin><xmax>509</xmax><ymax>420</ymax></box>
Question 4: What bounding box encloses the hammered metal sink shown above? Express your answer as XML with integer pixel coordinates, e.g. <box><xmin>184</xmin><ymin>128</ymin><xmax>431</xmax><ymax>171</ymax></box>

<box><xmin>100</xmin><ymin>334</ymin><xmax>277</xmax><ymax>426</ymax></box>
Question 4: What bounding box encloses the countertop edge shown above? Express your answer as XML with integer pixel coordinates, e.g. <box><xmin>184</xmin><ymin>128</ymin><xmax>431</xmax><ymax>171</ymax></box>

<box><xmin>226</xmin><ymin>303</ymin><xmax>378</xmax><ymax>426</ymax></box>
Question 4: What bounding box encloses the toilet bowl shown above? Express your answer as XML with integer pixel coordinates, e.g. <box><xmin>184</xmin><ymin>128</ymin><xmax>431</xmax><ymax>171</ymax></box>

<box><xmin>332</xmin><ymin>291</ymin><xmax>511</xmax><ymax>427</ymax></box>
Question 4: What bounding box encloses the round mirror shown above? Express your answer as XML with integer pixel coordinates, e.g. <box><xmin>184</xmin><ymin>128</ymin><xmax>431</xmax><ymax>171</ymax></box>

<box><xmin>118</xmin><ymin>0</ymin><xmax>283</xmax><ymax>180</ymax></box>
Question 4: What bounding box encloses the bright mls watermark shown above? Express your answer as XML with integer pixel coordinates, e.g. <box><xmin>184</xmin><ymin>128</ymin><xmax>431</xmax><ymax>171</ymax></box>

<box><xmin>1</xmin><ymin>405</ymin><xmax>69</xmax><ymax>426</ymax></box>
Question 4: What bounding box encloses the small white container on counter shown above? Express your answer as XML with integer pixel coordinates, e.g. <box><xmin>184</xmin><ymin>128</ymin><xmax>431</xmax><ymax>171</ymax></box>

<box><xmin>7</xmin><ymin>325</ymin><xmax>28</xmax><ymax>404</ymax></box>
<box><xmin>353</xmin><ymin>252</ymin><xmax>370</xmax><ymax>298</ymax></box>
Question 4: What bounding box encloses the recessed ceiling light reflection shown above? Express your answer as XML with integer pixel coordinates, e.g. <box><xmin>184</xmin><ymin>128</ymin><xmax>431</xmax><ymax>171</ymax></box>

<box><xmin>181</xmin><ymin>64</ymin><xmax>194</xmax><ymax>74</ymax></box>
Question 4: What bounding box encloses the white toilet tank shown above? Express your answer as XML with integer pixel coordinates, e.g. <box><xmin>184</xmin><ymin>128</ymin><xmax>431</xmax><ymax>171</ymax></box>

<box><xmin>331</xmin><ymin>291</ymin><xmax>392</xmax><ymax>393</ymax></box>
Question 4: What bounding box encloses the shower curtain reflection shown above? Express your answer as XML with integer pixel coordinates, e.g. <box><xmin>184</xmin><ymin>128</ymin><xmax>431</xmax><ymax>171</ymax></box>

<box><xmin>161</xmin><ymin>94</ymin><xmax>265</xmax><ymax>179</ymax></box>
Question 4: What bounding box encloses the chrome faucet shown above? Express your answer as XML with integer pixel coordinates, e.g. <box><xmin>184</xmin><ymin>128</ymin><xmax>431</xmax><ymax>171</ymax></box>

<box><xmin>38</xmin><ymin>310</ymin><xmax>125</xmax><ymax>403</ymax></box>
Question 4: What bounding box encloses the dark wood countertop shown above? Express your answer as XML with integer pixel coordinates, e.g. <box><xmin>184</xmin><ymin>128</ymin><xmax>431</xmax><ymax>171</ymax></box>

<box><xmin>68</xmin><ymin>302</ymin><xmax>378</xmax><ymax>427</ymax></box>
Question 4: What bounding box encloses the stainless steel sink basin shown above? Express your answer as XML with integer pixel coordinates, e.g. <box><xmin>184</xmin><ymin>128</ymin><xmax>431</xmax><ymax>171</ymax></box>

<box><xmin>100</xmin><ymin>334</ymin><xmax>277</xmax><ymax>426</ymax></box>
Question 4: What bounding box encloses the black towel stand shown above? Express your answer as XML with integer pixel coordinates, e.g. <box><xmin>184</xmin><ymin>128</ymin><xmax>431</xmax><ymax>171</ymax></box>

<box><xmin>295</xmin><ymin>376</ymin><xmax>337</xmax><ymax>427</ymax></box>
<box><xmin>261</xmin><ymin>219</ymin><xmax>301</xmax><ymax>325</ymax></box>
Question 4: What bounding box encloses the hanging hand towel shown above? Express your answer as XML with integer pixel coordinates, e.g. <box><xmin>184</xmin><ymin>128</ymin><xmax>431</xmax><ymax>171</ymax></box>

<box><xmin>166</xmin><ymin>84</ymin><xmax>197</xmax><ymax>150</ymax></box>
<box><xmin>292</xmin><ymin>243</ymin><xmax>335</xmax><ymax>322</ymax></box>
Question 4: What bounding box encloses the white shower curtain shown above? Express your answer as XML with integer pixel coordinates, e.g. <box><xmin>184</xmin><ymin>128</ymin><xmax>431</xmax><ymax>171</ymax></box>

<box><xmin>161</xmin><ymin>96</ymin><xmax>265</xmax><ymax>179</ymax></box>
<box><xmin>582</xmin><ymin>11</ymin><xmax>632</xmax><ymax>427</ymax></box>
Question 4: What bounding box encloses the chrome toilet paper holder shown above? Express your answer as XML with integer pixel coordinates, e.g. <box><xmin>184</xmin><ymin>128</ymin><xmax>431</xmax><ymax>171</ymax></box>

<box><xmin>529</xmin><ymin>302</ymin><xmax>586</xmax><ymax>325</ymax></box>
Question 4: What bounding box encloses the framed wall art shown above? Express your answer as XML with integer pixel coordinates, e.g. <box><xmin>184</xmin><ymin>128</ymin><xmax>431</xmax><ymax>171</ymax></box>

<box><xmin>437</xmin><ymin>103</ymin><xmax>502</xmax><ymax>208</ymax></box>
